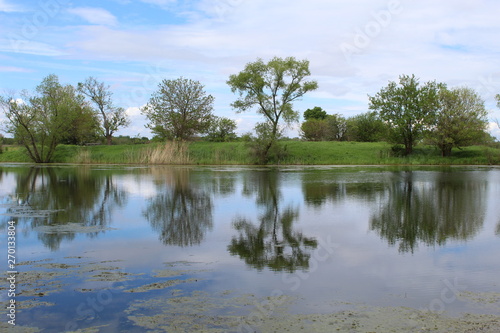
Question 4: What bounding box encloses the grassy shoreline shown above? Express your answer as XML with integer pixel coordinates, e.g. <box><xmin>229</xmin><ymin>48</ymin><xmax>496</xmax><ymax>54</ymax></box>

<box><xmin>1</xmin><ymin>141</ymin><xmax>499</xmax><ymax>165</ymax></box>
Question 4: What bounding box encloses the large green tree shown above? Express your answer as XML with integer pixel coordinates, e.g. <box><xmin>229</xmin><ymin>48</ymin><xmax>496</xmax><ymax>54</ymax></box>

<box><xmin>206</xmin><ymin>116</ymin><xmax>237</xmax><ymax>142</ymax></box>
<box><xmin>303</xmin><ymin>106</ymin><xmax>327</xmax><ymax>120</ymax></box>
<box><xmin>369</xmin><ymin>74</ymin><xmax>441</xmax><ymax>155</ymax></box>
<box><xmin>227</xmin><ymin>57</ymin><xmax>318</xmax><ymax>160</ymax></box>
<box><xmin>325</xmin><ymin>114</ymin><xmax>347</xmax><ymax>141</ymax></box>
<box><xmin>60</xmin><ymin>100</ymin><xmax>101</xmax><ymax>145</ymax></box>
<box><xmin>78</xmin><ymin>77</ymin><xmax>130</xmax><ymax>145</ymax></box>
<box><xmin>345</xmin><ymin>111</ymin><xmax>388</xmax><ymax>142</ymax></box>
<box><xmin>300</xmin><ymin>118</ymin><xmax>330</xmax><ymax>141</ymax></box>
<box><xmin>1</xmin><ymin>74</ymin><xmax>91</xmax><ymax>162</ymax></box>
<box><xmin>431</xmin><ymin>87</ymin><xmax>488</xmax><ymax>156</ymax></box>
<box><xmin>301</xmin><ymin>113</ymin><xmax>347</xmax><ymax>141</ymax></box>
<box><xmin>142</xmin><ymin>77</ymin><xmax>214</xmax><ymax>141</ymax></box>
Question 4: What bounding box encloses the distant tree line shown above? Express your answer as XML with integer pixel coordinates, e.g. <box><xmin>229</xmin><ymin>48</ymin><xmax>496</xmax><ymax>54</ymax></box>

<box><xmin>0</xmin><ymin>75</ymin><xmax>238</xmax><ymax>162</ymax></box>
<box><xmin>301</xmin><ymin>74</ymin><xmax>494</xmax><ymax>157</ymax></box>
<box><xmin>1</xmin><ymin>64</ymin><xmax>498</xmax><ymax>163</ymax></box>
<box><xmin>0</xmin><ymin>75</ymin><xmax>130</xmax><ymax>162</ymax></box>
<box><xmin>301</xmin><ymin>107</ymin><xmax>387</xmax><ymax>142</ymax></box>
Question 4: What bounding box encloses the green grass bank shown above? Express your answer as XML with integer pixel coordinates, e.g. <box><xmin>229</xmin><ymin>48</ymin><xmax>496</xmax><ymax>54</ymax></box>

<box><xmin>1</xmin><ymin>141</ymin><xmax>500</xmax><ymax>165</ymax></box>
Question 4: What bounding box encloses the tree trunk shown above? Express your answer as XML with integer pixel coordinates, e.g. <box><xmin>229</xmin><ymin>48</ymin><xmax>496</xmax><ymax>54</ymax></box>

<box><xmin>441</xmin><ymin>145</ymin><xmax>452</xmax><ymax>157</ymax></box>
<box><xmin>262</xmin><ymin>140</ymin><xmax>274</xmax><ymax>163</ymax></box>
<box><xmin>405</xmin><ymin>143</ymin><xmax>412</xmax><ymax>155</ymax></box>
<box><xmin>261</xmin><ymin>123</ymin><xmax>279</xmax><ymax>163</ymax></box>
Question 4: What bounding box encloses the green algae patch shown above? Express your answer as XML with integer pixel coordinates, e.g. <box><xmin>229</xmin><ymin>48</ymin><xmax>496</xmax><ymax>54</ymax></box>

<box><xmin>460</xmin><ymin>291</ymin><xmax>500</xmax><ymax>305</ymax></box>
<box><xmin>66</xmin><ymin>325</ymin><xmax>110</xmax><ymax>333</ymax></box>
<box><xmin>124</xmin><ymin>278</ymin><xmax>198</xmax><ymax>293</ymax></box>
<box><xmin>5</xmin><ymin>258</ymin><xmax>137</xmax><ymax>300</ymax></box>
<box><xmin>152</xmin><ymin>269</ymin><xmax>191</xmax><ymax>278</ymax></box>
<box><xmin>33</xmin><ymin>222</ymin><xmax>117</xmax><ymax>234</ymax></box>
<box><xmin>125</xmin><ymin>290</ymin><xmax>297</xmax><ymax>332</ymax></box>
<box><xmin>0</xmin><ymin>322</ymin><xmax>40</xmax><ymax>333</ymax></box>
<box><xmin>15</xmin><ymin>270</ymin><xmax>69</xmax><ymax>297</ymax></box>
<box><xmin>124</xmin><ymin>291</ymin><xmax>500</xmax><ymax>333</ymax></box>
<box><xmin>18</xmin><ymin>299</ymin><xmax>55</xmax><ymax>310</ymax></box>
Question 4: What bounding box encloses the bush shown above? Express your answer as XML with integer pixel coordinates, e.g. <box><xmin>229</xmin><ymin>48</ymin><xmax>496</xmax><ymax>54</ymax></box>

<box><xmin>205</xmin><ymin>117</ymin><xmax>237</xmax><ymax>142</ymax></box>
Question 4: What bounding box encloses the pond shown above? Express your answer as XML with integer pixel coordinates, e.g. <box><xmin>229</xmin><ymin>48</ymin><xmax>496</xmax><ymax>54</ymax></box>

<box><xmin>0</xmin><ymin>164</ymin><xmax>499</xmax><ymax>332</ymax></box>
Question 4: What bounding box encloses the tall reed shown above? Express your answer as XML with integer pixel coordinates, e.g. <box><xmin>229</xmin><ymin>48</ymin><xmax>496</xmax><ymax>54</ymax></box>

<box><xmin>139</xmin><ymin>142</ymin><xmax>191</xmax><ymax>164</ymax></box>
<box><xmin>72</xmin><ymin>148</ymin><xmax>92</xmax><ymax>164</ymax></box>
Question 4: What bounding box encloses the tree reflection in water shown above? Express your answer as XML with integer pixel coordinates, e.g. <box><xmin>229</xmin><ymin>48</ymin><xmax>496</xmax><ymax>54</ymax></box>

<box><xmin>370</xmin><ymin>171</ymin><xmax>487</xmax><ymax>253</ymax></box>
<box><xmin>143</xmin><ymin>167</ymin><xmax>213</xmax><ymax>247</ymax></box>
<box><xmin>228</xmin><ymin>170</ymin><xmax>317</xmax><ymax>273</ymax></box>
<box><xmin>1</xmin><ymin>166</ymin><xmax>127</xmax><ymax>251</ymax></box>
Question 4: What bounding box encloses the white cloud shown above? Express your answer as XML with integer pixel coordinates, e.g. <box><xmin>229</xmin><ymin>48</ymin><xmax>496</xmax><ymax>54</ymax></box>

<box><xmin>140</xmin><ymin>0</ymin><xmax>177</xmax><ymax>7</ymax></box>
<box><xmin>67</xmin><ymin>7</ymin><xmax>118</xmax><ymax>26</ymax></box>
<box><xmin>0</xmin><ymin>0</ymin><xmax>24</xmax><ymax>12</ymax></box>
<box><xmin>0</xmin><ymin>66</ymin><xmax>32</xmax><ymax>73</ymax></box>
<box><xmin>3</xmin><ymin>0</ymin><xmax>500</xmax><ymax>139</ymax></box>
<box><xmin>116</xmin><ymin>106</ymin><xmax>151</xmax><ymax>138</ymax></box>
<box><xmin>0</xmin><ymin>40</ymin><xmax>67</xmax><ymax>56</ymax></box>
<box><xmin>125</xmin><ymin>106</ymin><xmax>142</xmax><ymax>117</ymax></box>
<box><xmin>488</xmin><ymin>122</ymin><xmax>500</xmax><ymax>140</ymax></box>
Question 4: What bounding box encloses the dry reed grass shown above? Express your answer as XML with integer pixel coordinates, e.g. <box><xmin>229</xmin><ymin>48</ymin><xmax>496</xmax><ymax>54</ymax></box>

<box><xmin>72</xmin><ymin>149</ymin><xmax>92</xmax><ymax>164</ymax></box>
<box><xmin>139</xmin><ymin>141</ymin><xmax>192</xmax><ymax>164</ymax></box>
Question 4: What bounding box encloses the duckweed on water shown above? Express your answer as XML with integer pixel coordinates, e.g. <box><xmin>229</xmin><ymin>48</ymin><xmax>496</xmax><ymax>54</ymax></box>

<box><xmin>3</xmin><ymin>258</ymin><xmax>499</xmax><ymax>332</ymax></box>
<box><xmin>0</xmin><ymin>322</ymin><xmax>40</xmax><ymax>333</ymax></box>
<box><xmin>33</xmin><ymin>222</ymin><xmax>117</xmax><ymax>234</ymax></box>
<box><xmin>124</xmin><ymin>278</ymin><xmax>199</xmax><ymax>293</ymax></box>
<box><xmin>124</xmin><ymin>294</ymin><xmax>500</xmax><ymax>333</ymax></box>
<box><xmin>460</xmin><ymin>291</ymin><xmax>500</xmax><ymax>305</ymax></box>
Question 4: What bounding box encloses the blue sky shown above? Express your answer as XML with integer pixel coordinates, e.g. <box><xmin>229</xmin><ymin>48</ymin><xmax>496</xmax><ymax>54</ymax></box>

<box><xmin>1</xmin><ymin>0</ymin><xmax>499</xmax><ymax>138</ymax></box>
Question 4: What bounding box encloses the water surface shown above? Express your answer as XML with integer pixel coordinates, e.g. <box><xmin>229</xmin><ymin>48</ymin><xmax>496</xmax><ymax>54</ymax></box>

<box><xmin>0</xmin><ymin>164</ymin><xmax>499</xmax><ymax>332</ymax></box>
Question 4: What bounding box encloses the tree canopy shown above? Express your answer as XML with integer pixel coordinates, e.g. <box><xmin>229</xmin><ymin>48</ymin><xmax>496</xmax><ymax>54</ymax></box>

<box><xmin>227</xmin><ymin>56</ymin><xmax>318</xmax><ymax>160</ymax></box>
<box><xmin>303</xmin><ymin>106</ymin><xmax>327</xmax><ymax>120</ymax></box>
<box><xmin>300</xmin><ymin>113</ymin><xmax>347</xmax><ymax>141</ymax></box>
<box><xmin>78</xmin><ymin>77</ymin><xmax>130</xmax><ymax>145</ymax></box>
<box><xmin>206</xmin><ymin>116</ymin><xmax>237</xmax><ymax>142</ymax></box>
<box><xmin>431</xmin><ymin>86</ymin><xmax>488</xmax><ymax>156</ymax></box>
<box><xmin>345</xmin><ymin>111</ymin><xmax>388</xmax><ymax>142</ymax></box>
<box><xmin>369</xmin><ymin>74</ymin><xmax>441</xmax><ymax>155</ymax></box>
<box><xmin>142</xmin><ymin>77</ymin><xmax>214</xmax><ymax>141</ymax></box>
<box><xmin>1</xmin><ymin>74</ymin><xmax>93</xmax><ymax>162</ymax></box>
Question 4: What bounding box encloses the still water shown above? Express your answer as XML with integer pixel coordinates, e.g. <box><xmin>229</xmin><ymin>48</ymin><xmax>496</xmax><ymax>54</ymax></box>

<box><xmin>0</xmin><ymin>164</ymin><xmax>499</xmax><ymax>332</ymax></box>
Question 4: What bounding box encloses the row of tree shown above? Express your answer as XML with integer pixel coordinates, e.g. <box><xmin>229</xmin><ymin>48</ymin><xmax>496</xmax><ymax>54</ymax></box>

<box><xmin>0</xmin><ymin>76</ymin><xmax>238</xmax><ymax>162</ymax></box>
<box><xmin>370</xmin><ymin>74</ymin><xmax>490</xmax><ymax>156</ymax></box>
<box><xmin>1</xmin><ymin>57</ymin><xmax>499</xmax><ymax>163</ymax></box>
<box><xmin>301</xmin><ymin>107</ymin><xmax>387</xmax><ymax>143</ymax></box>
<box><xmin>0</xmin><ymin>75</ymin><xmax>130</xmax><ymax>162</ymax></box>
<box><xmin>301</xmin><ymin>75</ymin><xmax>494</xmax><ymax>157</ymax></box>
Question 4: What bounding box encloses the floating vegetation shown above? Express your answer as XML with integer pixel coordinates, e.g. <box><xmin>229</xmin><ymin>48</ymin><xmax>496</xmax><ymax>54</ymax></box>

<box><xmin>125</xmin><ymin>290</ymin><xmax>295</xmax><ymax>332</ymax></box>
<box><xmin>0</xmin><ymin>322</ymin><xmax>40</xmax><ymax>333</ymax></box>
<box><xmin>1</xmin><ymin>206</ymin><xmax>64</xmax><ymax>218</ymax></box>
<box><xmin>459</xmin><ymin>291</ymin><xmax>500</xmax><ymax>308</ymax></box>
<box><xmin>3</xmin><ymin>257</ymin><xmax>500</xmax><ymax>333</ymax></box>
<box><xmin>124</xmin><ymin>278</ymin><xmax>198</xmax><ymax>293</ymax></box>
<box><xmin>33</xmin><ymin>223</ymin><xmax>117</xmax><ymax>234</ymax></box>
<box><xmin>66</xmin><ymin>325</ymin><xmax>109</xmax><ymax>333</ymax></box>
<box><xmin>18</xmin><ymin>300</ymin><xmax>55</xmax><ymax>310</ymax></box>
<box><xmin>124</xmin><ymin>294</ymin><xmax>500</xmax><ymax>333</ymax></box>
